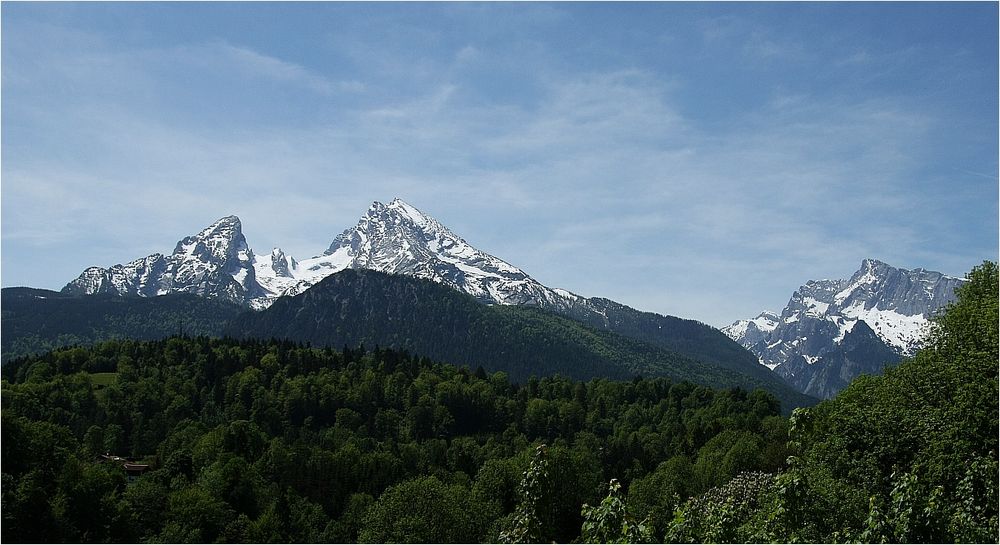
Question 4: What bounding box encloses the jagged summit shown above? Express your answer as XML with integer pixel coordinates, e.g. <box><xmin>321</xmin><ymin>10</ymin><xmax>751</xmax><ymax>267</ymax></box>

<box><xmin>269</xmin><ymin>248</ymin><xmax>294</xmax><ymax>278</ymax></box>
<box><xmin>64</xmin><ymin>215</ymin><xmax>259</xmax><ymax>304</ymax></box>
<box><xmin>268</xmin><ymin>198</ymin><xmax>558</xmax><ymax>307</ymax></box>
<box><xmin>213</xmin><ymin>214</ymin><xmax>241</xmax><ymax>226</ymax></box>
<box><xmin>723</xmin><ymin>259</ymin><xmax>965</xmax><ymax>398</ymax></box>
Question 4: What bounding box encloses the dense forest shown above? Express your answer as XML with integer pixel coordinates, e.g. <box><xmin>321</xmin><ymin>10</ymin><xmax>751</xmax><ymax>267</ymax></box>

<box><xmin>2</xmin><ymin>334</ymin><xmax>788</xmax><ymax>542</ymax></box>
<box><xmin>1</xmin><ymin>262</ymin><xmax>996</xmax><ymax>543</ymax></box>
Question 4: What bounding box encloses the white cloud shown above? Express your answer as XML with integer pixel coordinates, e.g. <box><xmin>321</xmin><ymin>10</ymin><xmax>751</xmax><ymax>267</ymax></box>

<box><xmin>455</xmin><ymin>45</ymin><xmax>479</xmax><ymax>63</ymax></box>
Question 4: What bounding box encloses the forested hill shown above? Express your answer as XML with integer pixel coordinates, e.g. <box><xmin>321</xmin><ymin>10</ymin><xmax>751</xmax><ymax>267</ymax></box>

<box><xmin>224</xmin><ymin>268</ymin><xmax>815</xmax><ymax>410</ymax></box>
<box><xmin>1</xmin><ymin>336</ymin><xmax>790</xmax><ymax>543</ymax></box>
<box><xmin>557</xmin><ymin>295</ymin><xmax>771</xmax><ymax>385</ymax></box>
<box><xmin>1</xmin><ymin>288</ymin><xmax>241</xmax><ymax>362</ymax></box>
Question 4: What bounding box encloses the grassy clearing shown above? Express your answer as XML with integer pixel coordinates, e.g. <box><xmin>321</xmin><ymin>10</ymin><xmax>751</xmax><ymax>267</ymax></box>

<box><xmin>89</xmin><ymin>372</ymin><xmax>118</xmax><ymax>387</ymax></box>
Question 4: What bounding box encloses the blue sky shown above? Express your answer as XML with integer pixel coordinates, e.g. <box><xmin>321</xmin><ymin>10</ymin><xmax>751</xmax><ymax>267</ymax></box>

<box><xmin>2</xmin><ymin>2</ymin><xmax>997</xmax><ymax>327</ymax></box>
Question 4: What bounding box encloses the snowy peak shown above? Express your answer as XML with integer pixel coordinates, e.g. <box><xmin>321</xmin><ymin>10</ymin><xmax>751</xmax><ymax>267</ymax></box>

<box><xmin>67</xmin><ymin>201</ymin><xmax>519</xmax><ymax>309</ymax></box>
<box><xmin>64</xmin><ymin>215</ymin><xmax>259</xmax><ymax>305</ymax></box>
<box><xmin>173</xmin><ymin>215</ymin><xmax>242</xmax><ymax>254</ymax></box>
<box><xmin>825</xmin><ymin>259</ymin><xmax>964</xmax><ymax>353</ymax></box>
<box><xmin>67</xmin><ymin>199</ymin><xmax>565</xmax><ymax>310</ymax></box>
<box><xmin>834</xmin><ymin>258</ymin><xmax>962</xmax><ymax>317</ymax></box>
<box><xmin>386</xmin><ymin>197</ymin><xmax>435</xmax><ymax>228</ymax></box>
<box><xmin>721</xmin><ymin>311</ymin><xmax>779</xmax><ymax>367</ymax></box>
<box><xmin>724</xmin><ymin>259</ymin><xmax>965</xmax><ymax>398</ymax></box>
<box><xmin>273</xmin><ymin>198</ymin><xmax>553</xmax><ymax>307</ymax></box>
<box><xmin>171</xmin><ymin>215</ymin><xmax>254</xmax><ymax>287</ymax></box>
<box><xmin>327</xmin><ymin>198</ymin><xmax>471</xmax><ymax>257</ymax></box>
<box><xmin>767</xmin><ymin>259</ymin><xmax>964</xmax><ymax>353</ymax></box>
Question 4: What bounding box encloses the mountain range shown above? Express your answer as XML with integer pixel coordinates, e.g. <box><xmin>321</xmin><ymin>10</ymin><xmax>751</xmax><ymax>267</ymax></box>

<box><xmin>50</xmin><ymin>199</ymin><xmax>964</xmax><ymax>404</ymax></box>
<box><xmin>63</xmin><ymin>200</ymin><xmax>772</xmax><ymax>379</ymax></box>
<box><xmin>64</xmin><ymin>199</ymin><xmax>577</xmax><ymax>311</ymax></box>
<box><xmin>723</xmin><ymin>259</ymin><xmax>965</xmax><ymax>398</ymax></box>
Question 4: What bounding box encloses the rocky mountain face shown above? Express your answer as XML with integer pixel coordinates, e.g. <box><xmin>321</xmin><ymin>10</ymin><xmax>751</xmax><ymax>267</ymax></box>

<box><xmin>63</xmin><ymin>199</ymin><xmax>769</xmax><ymax>389</ymax></box>
<box><xmin>63</xmin><ymin>216</ymin><xmax>261</xmax><ymax>305</ymax></box>
<box><xmin>250</xmin><ymin>198</ymin><xmax>570</xmax><ymax>309</ymax></box>
<box><xmin>723</xmin><ymin>259</ymin><xmax>965</xmax><ymax>398</ymax></box>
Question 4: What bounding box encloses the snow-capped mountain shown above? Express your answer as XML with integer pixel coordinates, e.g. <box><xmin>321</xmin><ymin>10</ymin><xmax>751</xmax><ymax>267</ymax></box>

<box><xmin>249</xmin><ymin>198</ymin><xmax>573</xmax><ymax>309</ymax></box>
<box><xmin>64</xmin><ymin>199</ymin><xmax>581</xmax><ymax>311</ymax></box>
<box><xmin>723</xmin><ymin>259</ymin><xmax>965</xmax><ymax>398</ymax></box>
<box><xmin>63</xmin><ymin>216</ymin><xmax>261</xmax><ymax>305</ymax></box>
<box><xmin>63</xmin><ymin>199</ymin><xmax>769</xmax><ymax>388</ymax></box>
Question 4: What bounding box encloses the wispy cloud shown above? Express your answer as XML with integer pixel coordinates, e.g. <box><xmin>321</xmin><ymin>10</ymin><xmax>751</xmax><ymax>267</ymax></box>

<box><xmin>742</xmin><ymin>30</ymin><xmax>804</xmax><ymax>60</ymax></box>
<box><xmin>216</xmin><ymin>43</ymin><xmax>365</xmax><ymax>95</ymax></box>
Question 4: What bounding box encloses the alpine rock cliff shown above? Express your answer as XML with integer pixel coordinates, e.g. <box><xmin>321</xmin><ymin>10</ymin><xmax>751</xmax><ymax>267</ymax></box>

<box><xmin>723</xmin><ymin>259</ymin><xmax>965</xmax><ymax>398</ymax></box>
<box><xmin>63</xmin><ymin>216</ymin><xmax>260</xmax><ymax>305</ymax></box>
<box><xmin>250</xmin><ymin>199</ymin><xmax>570</xmax><ymax>309</ymax></box>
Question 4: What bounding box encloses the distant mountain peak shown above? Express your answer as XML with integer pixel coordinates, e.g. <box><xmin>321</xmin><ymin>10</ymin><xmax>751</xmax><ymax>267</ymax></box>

<box><xmin>64</xmin><ymin>199</ymin><xmax>563</xmax><ymax>310</ymax></box>
<box><xmin>190</xmin><ymin>215</ymin><xmax>243</xmax><ymax>241</ymax></box>
<box><xmin>213</xmin><ymin>214</ymin><xmax>242</xmax><ymax>227</ymax></box>
<box><xmin>723</xmin><ymin>259</ymin><xmax>965</xmax><ymax>398</ymax></box>
<box><xmin>386</xmin><ymin>197</ymin><xmax>428</xmax><ymax>219</ymax></box>
<box><xmin>861</xmin><ymin>257</ymin><xmax>887</xmax><ymax>269</ymax></box>
<box><xmin>388</xmin><ymin>199</ymin><xmax>419</xmax><ymax>220</ymax></box>
<box><xmin>269</xmin><ymin>247</ymin><xmax>294</xmax><ymax>278</ymax></box>
<box><xmin>295</xmin><ymin>197</ymin><xmax>554</xmax><ymax>307</ymax></box>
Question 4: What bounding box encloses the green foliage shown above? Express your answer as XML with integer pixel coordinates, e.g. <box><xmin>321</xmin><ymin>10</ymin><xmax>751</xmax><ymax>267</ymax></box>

<box><xmin>359</xmin><ymin>476</ymin><xmax>477</xmax><ymax>543</ymax></box>
<box><xmin>665</xmin><ymin>471</ymin><xmax>777</xmax><ymax>543</ymax></box>
<box><xmin>626</xmin><ymin>455</ymin><xmax>691</xmax><ymax>539</ymax></box>
<box><xmin>580</xmin><ymin>479</ymin><xmax>654</xmax><ymax>543</ymax></box>
<box><xmin>929</xmin><ymin>261</ymin><xmax>999</xmax><ymax>362</ymax></box>
<box><xmin>499</xmin><ymin>444</ymin><xmax>550</xmax><ymax>544</ymax></box>
<box><xmin>159</xmin><ymin>485</ymin><xmax>232</xmax><ymax>542</ymax></box>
